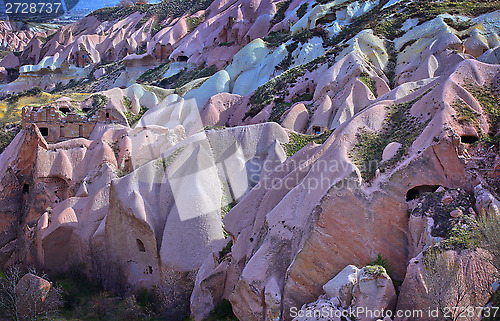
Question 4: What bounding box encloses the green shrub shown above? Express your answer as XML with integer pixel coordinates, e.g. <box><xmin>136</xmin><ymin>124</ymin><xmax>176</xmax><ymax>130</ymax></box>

<box><xmin>284</xmin><ymin>131</ymin><xmax>332</xmax><ymax>157</ymax></box>
<box><xmin>271</xmin><ymin>0</ymin><xmax>291</xmax><ymax>25</ymax></box>
<box><xmin>350</xmin><ymin>94</ymin><xmax>432</xmax><ymax>181</ymax></box>
<box><xmin>364</xmin><ymin>265</ymin><xmax>386</xmax><ymax>276</ymax></box>
<box><xmin>125</xmin><ymin>105</ymin><xmax>148</xmax><ymax>127</ymax></box>
<box><xmin>369</xmin><ymin>254</ymin><xmax>391</xmax><ymax>276</ymax></box>
<box><xmin>296</xmin><ymin>3</ymin><xmax>308</xmax><ymax>19</ymax></box>
<box><xmin>206</xmin><ymin>299</ymin><xmax>237</xmax><ymax>321</ymax></box>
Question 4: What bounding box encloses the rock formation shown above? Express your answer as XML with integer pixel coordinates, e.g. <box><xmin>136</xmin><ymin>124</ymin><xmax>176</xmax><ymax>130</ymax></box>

<box><xmin>0</xmin><ymin>0</ymin><xmax>500</xmax><ymax>320</ymax></box>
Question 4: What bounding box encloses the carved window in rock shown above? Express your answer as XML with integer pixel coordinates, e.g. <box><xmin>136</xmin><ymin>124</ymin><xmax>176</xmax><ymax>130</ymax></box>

<box><xmin>39</xmin><ymin>127</ymin><xmax>49</xmax><ymax>136</ymax></box>
<box><xmin>136</xmin><ymin>239</ymin><xmax>146</xmax><ymax>252</ymax></box>
<box><xmin>143</xmin><ymin>266</ymin><xmax>153</xmax><ymax>275</ymax></box>
<box><xmin>406</xmin><ymin>185</ymin><xmax>440</xmax><ymax>201</ymax></box>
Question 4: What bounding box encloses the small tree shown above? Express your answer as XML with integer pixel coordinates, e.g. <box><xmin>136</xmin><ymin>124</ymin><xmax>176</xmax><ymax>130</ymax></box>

<box><xmin>474</xmin><ymin>213</ymin><xmax>500</xmax><ymax>272</ymax></box>
<box><xmin>0</xmin><ymin>265</ymin><xmax>22</xmax><ymax>321</ymax></box>
<box><xmin>0</xmin><ymin>265</ymin><xmax>63</xmax><ymax>321</ymax></box>
<box><xmin>422</xmin><ymin>249</ymin><xmax>467</xmax><ymax>321</ymax></box>
<box><xmin>154</xmin><ymin>266</ymin><xmax>196</xmax><ymax>321</ymax></box>
<box><xmin>90</xmin><ymin>248</ymin><xmax>129</xmax><ymax>296</ymax></box>
<box><xmin>422</xmin><ymin>248</ymin><xmax>494</xmax><ymax>321</ymax></box>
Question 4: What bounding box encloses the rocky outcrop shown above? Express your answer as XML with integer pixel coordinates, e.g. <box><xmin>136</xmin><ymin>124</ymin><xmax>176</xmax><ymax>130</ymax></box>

<box><xmin>289</xmin><ymin>265</ymin><xmax>396</xmax><ymax>321</ymax></box>
<box><xmin>15</xmin><ymin>273</ymin><xmax>61</xmax><ymax>321</ymax></box>
<box><xmin>1</xmin><ymin>1</ymin><xmax>500</xmax><ymax>320</ymax></box>
<box><xmin>395</xmin><ymin>249</ymin><xmax>496</xmax><ymax>321</ymax></box>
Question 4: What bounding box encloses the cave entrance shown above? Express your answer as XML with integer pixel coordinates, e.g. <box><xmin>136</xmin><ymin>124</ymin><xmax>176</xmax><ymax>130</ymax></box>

<box><xmin>39</xmin><ymin>127</ymin><xmax>49</xmax><ymax>136</ymax></box>
<box><xmin>460</xmin><ymin>135</ymin><xmax>478</xmax><ymax>144</ymax></box>
<box><xmin>406</xmin><ymin>185</ymin><xmax>440</xmax><ymax>201</ymax></box>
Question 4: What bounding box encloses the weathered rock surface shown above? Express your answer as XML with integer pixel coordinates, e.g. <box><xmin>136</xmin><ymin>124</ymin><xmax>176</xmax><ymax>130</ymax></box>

<box><xmin>15</xmin><ymin>273</ymin><xmax>60</xmax><ymax>320</ymax></box>
<box><xmin>395</xmin><ymin>249</ymin><xmax>497</xmax><ymax>321</ymax></box>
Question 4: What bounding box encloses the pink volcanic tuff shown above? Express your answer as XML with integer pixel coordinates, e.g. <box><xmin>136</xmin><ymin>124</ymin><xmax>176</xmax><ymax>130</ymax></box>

<box><xmin>0</xmin><ymin>21</ymin><xmax>39</xmax><ymax>52</ymax></box>
<box><xmin>281</xmin><ymin>102</ymin><xmax>309</xmax><ymax>132</ymax></box>
<box><xmin>188</xmin><ymin>58</ymin><xmax>500</xmax><ymax>321</ymax></box>
<box><xmin>200</xmin><ymin>92</ymin><xmax>245</xmax><ymax>126</ymax></box>
<box><xmin>2</xmin><ymin>1</ymin><xmax>500</xmax><ymax>320</ymax></box>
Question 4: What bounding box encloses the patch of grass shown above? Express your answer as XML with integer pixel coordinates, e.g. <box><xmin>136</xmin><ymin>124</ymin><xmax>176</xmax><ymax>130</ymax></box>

<box><xmin>125</xmin><ymin>105</ymin><xmax>148</xmax><ymax>127</ymax></box>
<box><xmin>364</xmin><ymin>265</ymin><xmax>386</xmax><ymax>276</ymax></box>
<box><xmin>122</xmin><ymin>96</ymin><xmax>132</xmax><ymax>110</ymax></box>
<box><xmin>275</xmin><ymin>42</ymin><xmax>298</xmax><ymax>71</ymax></box>
<box><xmin>90</xmin><ymin>4</ymin><xmax>152</xmax><ymax>22</ymax></box>
<box><xmin>464</xmin><ymin>83</ymin><xmax>500</xmax><ymax>134</ymax></box>
<box><xmin>206</xmin><ymin>299</ymin><xmax>237</xmax><ymax>321</ymax></box>
<box><xmin>443</xmin><ymin>17</ymin><xmax>473</xmax><ymax>31</ymax></box>
<box><xmin>451</xmin><ymin>98</ymin><xmax>482</xmax><ymax>134</ymax></box>
<box><xmin>359</xmin><ymin>72</ymin><xmax>377</xmax><ymax>97</ymax></box>
<box><xmin>218</xmin><ymin>41</ymin><xmax>235</xmax><ymax>47</ymax></box>
<box><xmin>440</xmin><ymin>217</ymin><xmax>478</xmax><ymax>251</ymax></box>
<box><xmin>245</xmin><ymin>52</ymin><xmax>333</xmax><ymax>120</ymax></box>
<box><xmin>296</xmin><ymin>2</ymin><xmax>308</xmax><ymax>19</ymax></box>
<box><xmin>86</xmin><ymin>94</ymin><xmax>109</xmax><ymax>117</ymax></box>
<box><xmin>155</xmin><ymin>147</ymin><xmax>185</xmax><ymax>174</ymax></box>
<box><xmin>0</xmin><ymin>124</ymin><xmax>20</xmax><ymax>154</ymax></box>
<box><xmin>372</xmin><ymin>19</ymin><xmax>404</xmax><ymax>40</ymax></box>
<box><xmin>0</xmin><ymin>87</ymin><xmax>75</xmax><ymax>125</ymax></box>
<box><xmin>271</xmin><ymin>0</ymin><xmax>292</xmax><ymax>25</ymax></box>
<box><xmin>350</xmin><ymin>95</ymin><xmax>431</xmax><ymax>181</ymax></box>
<box><xmin>283</xmin><ymin>130</ymin><xmax>332</xmax><ymax>157</ymax></box>
<box><xmin>263</xmin><ymin>30</ymin><xmax>291</xmax><ymax>48</ymax></box>
<box><xmin>158</xmin><ymin>64</ymin><xmax>218</xmax><ymax>89</ymax></box>
<box><xmin>137</xmin><ymin>63</ymin><xmax>170</xmax><ymax>84</ymax></box>
<box><xmin>384</xmin><ymin>40</ymin><xmax>397</xmax><ymax>89</ymax></box>
<box><xmin>269</xmin><ymin>100</ymin><xmax>293</xmax><ymax>123</ymax></box>
<box><xmin>292</xmin><ymin>92</ymin><xmax>314</xmax><ymax>103</ymax></box>
<box><xmin>186</xmin><ymin>15</ymin><xmax>205</xmax><ymax>32</ymax></box>
<box><xmin>92</xmin><ymin>0</ymin><xmax>217</xmax><ymax>39</ymax></box>
<box><xmin>218</xmin><ymin>240</ymin><xmax>233</xmax><ymax>263</ymax></box>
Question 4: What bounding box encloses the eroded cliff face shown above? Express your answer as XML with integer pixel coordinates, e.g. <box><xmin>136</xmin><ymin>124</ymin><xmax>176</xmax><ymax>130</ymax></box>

<box><xmin>1</xmin><ymin>0</ymin><xmax>500</xmax><ymax>320</ymax></box>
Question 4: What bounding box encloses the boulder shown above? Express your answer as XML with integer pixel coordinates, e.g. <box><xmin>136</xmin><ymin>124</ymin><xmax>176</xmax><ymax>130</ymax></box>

<box><xmin>395</xmin><ymin>249</ymin><xmax>497</xmax><ymax>321</ymax></box>
<box><xmin>291</xmin><ymin>297</ymin><xmax>341</xmax><ymax>321</ymax></box>
<box><xmin>450</xmin><ymin>208</ymin><xmax>463</xmax><ymax>218</ymax></box>
<box><xmin>352</xmin><ymin>266</ymin><xmax>396</xmax><ymax>321</ymax></box>
<box><xmin>382</xmin><ymin>142</ymin><xmax>402</xmax><ymax>162</ymax></box>
<box><xmin>322</xmin><ymin>265</ymin><xmax>360</xmax><ymax>308</ymax></box>
<box><xmin>474</xmin><ymin>184</ymin><xmax>500</xmax><ymax>217</ymax></box>
<box><xmin>15</xmin><ymin>273</ymin><xmax>60</xmax><ymax>320</ymax></box>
